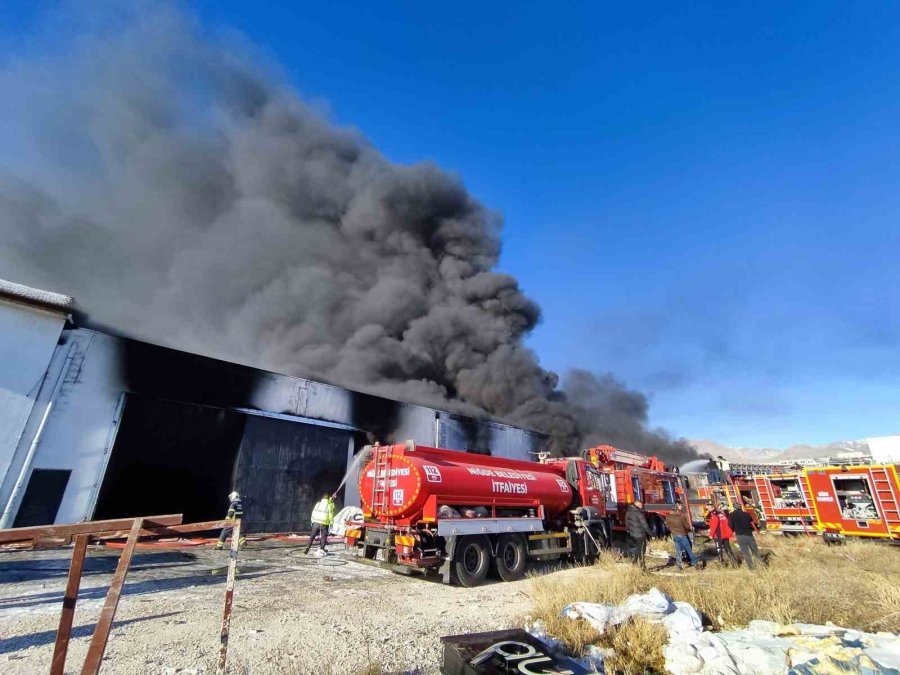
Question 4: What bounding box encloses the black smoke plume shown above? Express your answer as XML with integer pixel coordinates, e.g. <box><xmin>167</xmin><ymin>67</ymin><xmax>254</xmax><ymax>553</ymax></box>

<box><xmin>0</xmin><ymin>3</ymin><xmax>698</xmax><ymax>461</ymax></box>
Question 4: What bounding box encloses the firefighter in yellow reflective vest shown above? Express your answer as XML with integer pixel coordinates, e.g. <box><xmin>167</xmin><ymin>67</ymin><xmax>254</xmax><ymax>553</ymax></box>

<box><xmin>304</xmin><ymin>493</ymin><xmax>335</xmax><ymax>555</ymax></box>
<box><xmin>214</xmin><ymin>491</ymin><xmax>246</xmax><ymax>550</ymax></box>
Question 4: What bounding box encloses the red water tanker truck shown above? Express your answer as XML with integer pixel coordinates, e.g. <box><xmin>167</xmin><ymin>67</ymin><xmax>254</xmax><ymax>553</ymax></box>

<box><xmin>344</xmin><ymin>441</ymin><xmax>685</xmax><ymax>586</ymax></box>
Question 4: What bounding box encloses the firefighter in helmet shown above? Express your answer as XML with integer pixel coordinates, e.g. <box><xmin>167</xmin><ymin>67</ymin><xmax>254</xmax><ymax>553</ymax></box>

<box><xmin>215</xmin><ymin>490</ymin><xmax>246</xmax><ymax>550</ymax></box>
<box><xmin>305</xmin><ymin>493</ymin><xmax>336</xmax><ymax>555</ymax></box>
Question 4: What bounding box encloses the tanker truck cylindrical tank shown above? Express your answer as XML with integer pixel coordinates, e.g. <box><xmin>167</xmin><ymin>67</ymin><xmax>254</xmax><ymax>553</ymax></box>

<box><xmin>358</xmin><ymin>444</ymin><xmax>574</xmax><ymax>521</ymax></box>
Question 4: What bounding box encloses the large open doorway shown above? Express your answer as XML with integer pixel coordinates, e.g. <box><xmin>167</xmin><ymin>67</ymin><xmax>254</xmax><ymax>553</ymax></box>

<box><xmin>93</xmin><ymin>395</ymin><xmax>246</xmax><ymax>524</ymax></box>
<box><xmin>93</xmin><ymin>394</ymin><xmax>355</xmax><ymax>533</ymax></box>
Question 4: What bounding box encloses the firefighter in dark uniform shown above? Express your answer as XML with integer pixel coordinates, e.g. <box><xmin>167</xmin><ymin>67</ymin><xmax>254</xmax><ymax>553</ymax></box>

<box><xmin>625</xmin><ymin>499</ymin><xmax>653</xmax><ymax>568</ymax></box>
<box><xmin>215</xmin><ymin>491</ymin><xmax>246</xmax><ymax>550</ymax></box>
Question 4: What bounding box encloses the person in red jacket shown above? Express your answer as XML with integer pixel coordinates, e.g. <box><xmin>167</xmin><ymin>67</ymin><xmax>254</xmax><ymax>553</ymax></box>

<box><xmin>706</xmin><ymin>506</ymin><xmax>739</xmax><ymax>566</ymax></box>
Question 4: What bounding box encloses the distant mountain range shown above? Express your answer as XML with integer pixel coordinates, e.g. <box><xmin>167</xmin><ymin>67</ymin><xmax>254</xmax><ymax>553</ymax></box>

<box><xmin>689</xmin><ymin>439</ymin><xmax>871</xmax><ymax>464</ymax></box>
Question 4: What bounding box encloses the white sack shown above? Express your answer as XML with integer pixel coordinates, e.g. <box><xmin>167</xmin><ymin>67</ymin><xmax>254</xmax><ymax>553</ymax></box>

<box><xmin>329</xmin><ymin>506</ymin><xmax>363</xmax><ymax>535</ymax></box>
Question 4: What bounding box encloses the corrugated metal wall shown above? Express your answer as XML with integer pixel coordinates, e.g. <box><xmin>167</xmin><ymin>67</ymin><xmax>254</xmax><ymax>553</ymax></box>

<box><xmin>234</xmin><ymin>416</ymin><xmax>351</xmax><ymax>533</ymax></box>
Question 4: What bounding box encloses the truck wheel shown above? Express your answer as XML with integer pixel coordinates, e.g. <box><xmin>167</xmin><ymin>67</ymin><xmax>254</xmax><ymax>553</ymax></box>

<box><xmin>585</xmin><ymin>525</ymin><xmax>606</xmax><ymax>559</ymax></box>
<box><xmin>362</xmin><ymin>545</ymin><xmax>378</xmax><ymax>560</ymax></box>
<box><xmin>453</xmin><ymin>535</ymin><xmax>490</xmax><ymax>587</ymax></box>
<box><xmin>495</xmin><ymin>534</ymin><xmax>527</xmax><ymax>582</ymax></box>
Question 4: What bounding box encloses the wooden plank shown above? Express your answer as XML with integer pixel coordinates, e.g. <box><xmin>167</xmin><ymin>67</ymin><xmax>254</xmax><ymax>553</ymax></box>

<box><xmin>0</xmin><ymin>515</ymin><xmax>182</xmax><ymax>544</ymax></box>
<box><xmin>135</xmin><ymin>519</ymin><xmax>230</xmax><ymax>536</ymax></box>
<box><xmin>92</xmin><ymin>520</ymin><xmax>229</xmax><ymax>540</ymax></box>
<box><xmin>51</xmin><ymin>535</ymin><xmax>89</xmax><ymax>675</ymax></box>
<box><xmin>81</xmin><ymin>518</ymin><xmax>143</xmax><ymax>675</ymax></box>
<box><xmin>216</xmin><ymin>519</ymin><xmax>241</xmax><ymax>675</ymax></box>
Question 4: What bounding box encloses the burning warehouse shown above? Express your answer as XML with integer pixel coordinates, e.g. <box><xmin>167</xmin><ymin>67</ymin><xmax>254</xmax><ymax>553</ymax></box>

<box><xmin>0</xmin><ymin>279</ymin><xmax>545</xmax><ymax>532</ymax></box>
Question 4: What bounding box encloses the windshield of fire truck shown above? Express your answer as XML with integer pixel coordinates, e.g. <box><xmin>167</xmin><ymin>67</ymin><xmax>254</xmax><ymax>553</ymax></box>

<box><xmin>663</xmin><ymin>480</ymin><xmax>676</xmax><ymax>504</ymax></box>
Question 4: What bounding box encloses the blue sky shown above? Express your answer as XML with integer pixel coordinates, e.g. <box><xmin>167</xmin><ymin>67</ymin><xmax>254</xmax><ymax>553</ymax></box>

<box><xmin>3</xmin><ymin>2</ymin><xmax>899</xmax><ymax>448</ymax></box>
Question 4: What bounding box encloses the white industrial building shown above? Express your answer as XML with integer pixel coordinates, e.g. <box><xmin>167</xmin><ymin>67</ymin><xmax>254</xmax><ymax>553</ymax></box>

<box><xmin>868</xmin><ymin>436</ymin><xmax>900</xmax><ymax>464</ymax></box>
<box><xmin>0</xmin><ymin>280</ymin><xmax>544</xmax><ymax>532</ymax></box>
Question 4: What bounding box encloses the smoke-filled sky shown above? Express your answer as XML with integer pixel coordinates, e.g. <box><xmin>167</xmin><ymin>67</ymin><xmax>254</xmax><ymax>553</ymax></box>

<box><xmin>0</xmin><ymin>2</ymin><xmax>699</xmax><ymax>461</ymax></box>
<box><xmin>3</xmin><ymin>2</ymin><xmax>899</xmax><ymax>450</ymax></box>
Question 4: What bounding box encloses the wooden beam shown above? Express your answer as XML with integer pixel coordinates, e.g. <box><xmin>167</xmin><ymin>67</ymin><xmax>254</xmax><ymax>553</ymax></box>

<box><xmin>90</xmin><ymin>519</ymin><xmax>229</xmax><ymax>541</ymax></box>
<box><xmin>98</xmin><ymin>520</ymin><xmax>231</xmax><ymax>539</ymax></box>
<box><xmin>81</xmin><ymin>518</ymin><xmax>143</xmax><ymax>675</ymax></box>
<box><xmin>50</xmin><ymin>535</ymin><xmax>88</xmax><ymax>675</ymax></box>
<box><xmin>0</xmin><ymin>515</ymin><xmax>182</xmax><ymax>544</ymax></box>
<box><xmin>146</xmin><ymin>519</ymin><xmax>230</xmax><ymax>535</ymax></box>
<box><xmin>216</xmin><ymin>519</ymin><xmax>241</xmax><ymax>675</ymax></box>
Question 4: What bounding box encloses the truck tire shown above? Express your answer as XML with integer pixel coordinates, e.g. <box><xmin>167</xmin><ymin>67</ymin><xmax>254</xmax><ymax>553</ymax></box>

<box><xmin>362</xmin><ymin>544</ymin><xmax>378</xmax><ymax>560</ymax></box>
<box><xmin>494</xmin><ymin>534</ymin><xmax>527</xmax><ymax>582</ymax></box>
<box><xmin>453</xmin><ymin>535</ymin><xmax>490</xmax><ymax>587</ymax></box>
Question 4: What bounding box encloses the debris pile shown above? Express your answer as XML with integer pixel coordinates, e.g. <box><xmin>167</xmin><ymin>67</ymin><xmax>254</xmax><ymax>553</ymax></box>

<box><xmin>556</xmin><ymin>588</ymin><xmax>900</xmax><ymax>674</ymax></box>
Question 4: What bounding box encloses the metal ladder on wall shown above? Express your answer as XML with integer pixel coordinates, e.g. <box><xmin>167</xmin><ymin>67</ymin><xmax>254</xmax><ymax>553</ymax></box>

<box><xmin>869</xmin><ymin>466</ymin><xmax>900</xmax><ymax>531</ymax></box>
<box><xmin>370</xmin><ymin>443</ymin><xmax>393</xmax><ymax>515</ymax></box>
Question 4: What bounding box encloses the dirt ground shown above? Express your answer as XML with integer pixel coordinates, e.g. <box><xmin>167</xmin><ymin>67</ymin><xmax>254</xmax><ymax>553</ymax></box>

<box><xmin>0</xmin><ymin>542</ymin><xmax>570</xmax><ymax>675</ymax></box>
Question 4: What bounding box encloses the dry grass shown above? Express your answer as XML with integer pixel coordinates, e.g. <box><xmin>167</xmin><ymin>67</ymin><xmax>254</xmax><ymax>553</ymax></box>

<box><xmin>597</xmin><ymin>619</ymin><xmax>668</xmax><ymax>674</ymax></box>
<box><xmin>529</xmin><ymin>535</ymin><xmax>900</xmax><ymax>674</ymax></box>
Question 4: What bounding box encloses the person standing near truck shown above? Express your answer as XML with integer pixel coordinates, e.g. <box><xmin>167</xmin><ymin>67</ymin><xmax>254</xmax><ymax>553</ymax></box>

<box><xmin>304</xmin><ymin>493</ymin><xmax>335</xmax><ymax>555</ymax></box>
<box><xmin>729</xmin><ymin>504</ymin><xmax>762</xmax><ymax>570</ymax></box>
<box><xmin>743</xmin><ymin>498</ymin><xmax>762</xmax><ymax>532</ymax></box>
<box><xmin>625</xmin><ymin>499</ymin><xmax>653</xmax><ymax>568</ymax></box>
<box><xmin>665</xmin><ymin>502</ymin><xmax>698</xmax><ymax>571</ymax></box>
<box><xmin>707</xmin><ymin>506</ymin><xmax>739</xmax><ymax>565</ymax></box>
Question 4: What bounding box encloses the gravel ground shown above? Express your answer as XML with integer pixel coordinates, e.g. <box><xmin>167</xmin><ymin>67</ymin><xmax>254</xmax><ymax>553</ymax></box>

<box><xmin>0</xmin><ymin>542</ymin><xmax>565</xmax><ymax>674</ymax></box>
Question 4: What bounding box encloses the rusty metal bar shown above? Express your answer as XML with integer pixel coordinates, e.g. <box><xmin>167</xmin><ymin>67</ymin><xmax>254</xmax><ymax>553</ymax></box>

<box><xmin>80</xmin><ymin>518</ymin><xmax>143</xmax><ymax>675</ymax></box>
<box><xmin>0</xmin><ymin>514</ymin><xmax>182</xmax><ymax>544</ymax></box>
<box><xmin>50</xmin><ymin>534</ymin><xmax>88</xmax><ymax>675</ymax></box>
<box><xmin>216</xmin><ymin>518</ymin><xmax>241</xmax><ymax>675</ymax></box>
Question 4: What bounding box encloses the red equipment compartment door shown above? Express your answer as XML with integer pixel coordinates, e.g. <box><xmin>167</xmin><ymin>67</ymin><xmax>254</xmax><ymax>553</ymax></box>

<box><xmin>806</xmin><ymin>468</ymin><xmax>891</xmax><ymax>538</ymax></box>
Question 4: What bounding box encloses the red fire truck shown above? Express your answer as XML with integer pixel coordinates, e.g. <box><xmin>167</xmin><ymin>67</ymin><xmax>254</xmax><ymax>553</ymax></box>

<box><xmin>344</xmin><ymin>441</ymin><xmax>684</xmax><ymax>586</ymax></box>
<box><xmin>582</xmin><ymin>445</ymin><xmax>684</xmax><ymax>536</ymax></box>
<box><xmin>802</xmin><ymin>464</ymin><xmax>900</xmax><ymax>541</ymax></box>
<box><xmin>751</xmin><ymin>464</ymin><xmax>900</xmax><ymax>541</ymax></box>
<box><xmin>688</xmin><ymin>476</ymin><xmax>759</xmax><ymax>523</ymax></box>
<box><xmin>753</xmin><ymin>471</ymin><xmax>818</xmax><ymax>534</ymax></box>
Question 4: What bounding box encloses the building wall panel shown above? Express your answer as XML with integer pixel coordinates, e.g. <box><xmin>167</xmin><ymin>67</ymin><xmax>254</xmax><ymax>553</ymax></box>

<box><xmin>0</xmin><ymin>301</ymin><xmax>66</xmax><ymax>493</ymax></box>
<box><xmin>30</xmin><ymin>331</ymin><xmax>128</xmax><ymax>522</ymax></box>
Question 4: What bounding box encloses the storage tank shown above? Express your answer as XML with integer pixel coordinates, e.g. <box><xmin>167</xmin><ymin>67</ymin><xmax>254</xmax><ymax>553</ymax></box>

<box><xmin>358</xmin><ymin>443</ymin><xmax>574</xmax><ymax>521</ymax></box>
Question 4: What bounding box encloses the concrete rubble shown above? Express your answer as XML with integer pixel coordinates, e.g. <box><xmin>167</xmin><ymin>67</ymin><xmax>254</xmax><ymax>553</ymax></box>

<box><xmin>555</xmin><ymin>588</ymin><xmax>900</xmax><ymax>674</ymax></box>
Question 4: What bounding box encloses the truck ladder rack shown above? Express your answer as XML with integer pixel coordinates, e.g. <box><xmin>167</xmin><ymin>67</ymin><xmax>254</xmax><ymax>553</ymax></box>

<box><xmin>754</xmin><ymin>476</ymin><xmax>777</xmax><ymax>522</ymax></box>
<box><xmin>869</xmin><ymin>467</ymin><xmax>900</xmax><ymax>530</ymax></box>
<box><xmin>370</xmin><ymin>443</ymin><xmax>394</xmax><ymax>515</ymax></box>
